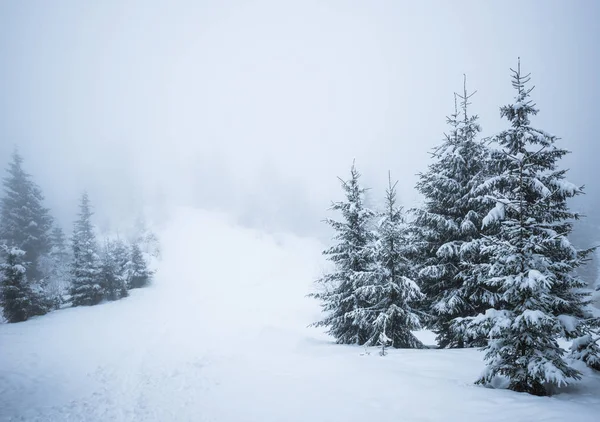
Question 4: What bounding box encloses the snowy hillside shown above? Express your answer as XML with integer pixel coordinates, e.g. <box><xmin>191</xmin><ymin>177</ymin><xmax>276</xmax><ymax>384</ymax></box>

<box><xmin>1</xmin><ymin>207</ymin><xmax>599</xmax><ymax>422</ymax></box>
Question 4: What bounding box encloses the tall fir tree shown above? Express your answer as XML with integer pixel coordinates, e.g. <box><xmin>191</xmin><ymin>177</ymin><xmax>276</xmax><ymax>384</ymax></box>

<box><xmin>0</xmin><ymin>151</ymin><xmax>54</xmax><ymax>282</ymax></box>
<box><xmin>458</xmin><ymin>60</ymin><xmax>597</xmax><ymax>395</ymax></box>
<box><xmin>70</xmin><ymin>193</ymin><xmax>103</xmax><ymax>306</ymax></box>
<box><xmin>364</xmin><ymin>174</ymin><xmax>424</xmax><ymax>350</ymax></box>
<box><xmin>309</xmin><ymin>162</ymin><xmax>376</xmax><ymax>345</ymax></box>
<box><xmin>128</xmin><ymin>242</ymin><xmax>152</xmax><ymax>289</ymax></box>
<box><xmin>412</xmin><ymin>80</ymin><xmax>493</xmax><ymax>348</ymax></box>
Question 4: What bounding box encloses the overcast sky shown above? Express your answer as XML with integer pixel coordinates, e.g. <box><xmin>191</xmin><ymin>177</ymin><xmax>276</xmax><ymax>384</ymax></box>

<box><xmin>0</xmin><ymin>0</ymin><xmax>598</xmax><ymax>239</ymax></box>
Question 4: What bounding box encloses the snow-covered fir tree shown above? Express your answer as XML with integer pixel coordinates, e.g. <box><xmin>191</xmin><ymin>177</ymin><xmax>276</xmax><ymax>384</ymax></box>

<box><xmin>111</xmin><ymin>239</ymin><xmax>131</xmax><ymax>293</ymax></box>
<box><xmin>70</xmin><ymin>193</ymin><xmax>103</xmax><ymax>306</ymax></box>
<box><xmin>309</xmin><ymin>162</ymin><xmax>376</xmax><ymax>345</ymax></box>
<box><xmin>0</xmin><ymin>246</ymin><xmax>48</xmax><ymax>323</ymax></box>
<box><xmin>0</xmin><ymin>151</ymin><xmax>54</xmax><ymax>283</ymax></box>
<box><xmin>457</xmin><ymin>60</ymin><xmax>597</xmax><ymax>395</ymax></box>
<box><xmin>38</xmin><ymin>225</ymin><xmax>71</xmax><ymax>308</ymax></box>
<box><xmin>412</xmin><ymin>80</ymin><xmax>493</xmax><ymax>348</ymax></box>
<box><xmin>0</xmin><ymin>246</ymin><xmax>31</xmax><ymax>322</ymax></box>
<box><xmin>364</xmin><ymin>174</ymin><xmax>424</xmax><ymax>350</ymax></box>
<box><xmin>49</xmin><ymin>226</ymin><xmax>69</xmax><ymax>263</ymax></box>
<box><xmin>131</xmin><ymin>215</ymin><xmax>161</xmax><ymax>259</ymax></box>
<box><xmin>570</xmin><ymin>329</ymin><xmax>600</xmax><ymax>371</ymax></box>
<box><xmin>100</xmin><ymin>239</ymin><xmax>129</xmax><ymax>301</ymax></box>
<box><xmin>128</xmin><ymin>242</ymin><xmax>152</xmax><ymax>289</ymax></box>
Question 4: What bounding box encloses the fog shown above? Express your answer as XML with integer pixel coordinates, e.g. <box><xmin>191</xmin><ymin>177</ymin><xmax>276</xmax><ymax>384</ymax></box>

<box><xmin>0</xmin><ymin>0</ymin><xmax>599</xmax><ymax>239</ymax></box>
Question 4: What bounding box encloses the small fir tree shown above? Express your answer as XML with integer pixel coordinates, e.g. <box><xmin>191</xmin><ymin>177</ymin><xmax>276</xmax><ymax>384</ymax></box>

<box><xmin>309</xmin><ymin>162</ymin><xmax>375</xmax><ymax>345</ymax></box>
<box><xmin>0</xmin><ymin>246</ymin><xmax>32</xmax><ymax>322</ymax></box>
<box><xmin>128</xmin><ymin>242</ymin><xmax>152</xmax><ymax>289</ymax></box>
<box><xmin>38</xmin><ymin>225</ymin><xmax>71</xmax><ymax>308</ymax></box>
<box><xmin>101</xmin><ymin>239</ymin><xmax>129</xmax><ymax>300</ymax></box>
<box><xmin>131</xmin><ymin>215</ymin><xmax>161</xmax><ymax>258</ymax></box>
<box><xmin>49</xmin><ymin>226</ymin><xmax>69</xmax><ymax>263</ymax></box>
<box><xmin>570</xmin><ymin>327</ymin><xmax>600</xmax><ymax>371</ymax></box>
<box><xmin>70</xmin><ymin>193</ymin><xmax>103</xmax><ymax>306</ymax></box>
<box><xmin>364</xmin><ymin>174</ymin><xmax>424</xmax><ymax>349</ymax></box>
<box><xmin>0</xmin><ymin>246</ymin><xmax>47</xmax><ymax>322</ymax></box>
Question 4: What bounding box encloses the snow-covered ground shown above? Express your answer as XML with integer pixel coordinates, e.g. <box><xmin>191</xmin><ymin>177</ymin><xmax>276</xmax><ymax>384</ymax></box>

<box><xmin>1</xmin><ymin>207</ymin><xmax>599</xmax><ymax>422</ymax></box>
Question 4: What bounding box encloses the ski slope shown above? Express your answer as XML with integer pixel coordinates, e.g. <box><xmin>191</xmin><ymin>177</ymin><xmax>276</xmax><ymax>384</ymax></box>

<box><xmin>1</xmin><ymin>207</ymin><xmax>599</xmax><ymax>422</ymax></box>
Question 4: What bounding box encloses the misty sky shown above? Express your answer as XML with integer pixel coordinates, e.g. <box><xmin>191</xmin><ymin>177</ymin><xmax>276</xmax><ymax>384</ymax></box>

<box><xmin>0</xmin><ymin>0</ymin><xmax>599</xmax><ymax>239</ymax></box>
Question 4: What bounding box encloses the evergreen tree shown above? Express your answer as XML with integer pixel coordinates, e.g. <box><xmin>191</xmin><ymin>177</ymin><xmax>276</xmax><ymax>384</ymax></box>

<box><xmin>364</xmin><ymin>174</ymin><xmax>424</xmax><ymax>350</ymax></box>
<box><xmin>101</xmin><ymin>239</ymin><xmax>129</xmax><ymax>300</ymax></box>
<box><xmin>70</xmin><ymin>193</ymin><xmax>103</xmax><ymax>306</ymax></box>
<box><xmin>38</xmin><ymin>225</ymin><xmax>71</xmax><ymax>308</ymax></box>
<box><xmin>309</xmin><ymin>162</ymin><xmax>375</xmax><ymax>345</ymax></box>
<box><xmin>0</xmin><ymin>151</ymin><xmax>54</xmax><ymax>282</ymax></box>
<box><xmin>128</xmin><ymin>242</ymin><xmax>152</xmax><ymax>289</ymax></box>
<box><xmin>0</xmin><ymin>245</ymin><xmax>48</xmax><ymax>322</ymax></box>
<box><xmin>131</xmin><ymin>215</ymin><xmax>161</xmax><ymax>258</ymax></box>
<box><xmin>49</xmin><ymin>226</ymin><xmax>69</xmax><ymax>261</ymax></box>
<box><xmin>459</xmin><ymin>60</ymin><xmax>597</xmax><ymax>396</ymax></box>
<box><xmin>570</xmin><ymin>327</ymin><xmax>600</xmax><ymax>371</ymax></box>
<box><xmin>412</xmin><ymin>80</ymin><xmax>493</xmax><ymax>348</ymax></box>
<box><xmin>99</xmin><ymin>249</ymin><xmax>117</xmax><ymax>301</ymax></box>
<box><xmin>0</xmin><ymin>246</ymin><xmax>33</xmax><ymax>322</ymax></box>
<box><xmin>112</xmin><ymin>239</ymin><xmax>131</xmax><ymax>296</ymax></box>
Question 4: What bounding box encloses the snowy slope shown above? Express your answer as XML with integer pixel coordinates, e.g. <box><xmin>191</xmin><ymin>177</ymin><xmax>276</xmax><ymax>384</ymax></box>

<box><xmin>1</xmin><ymin>207</ymin><xmax>599</xmax><ymax>422</ymax></box>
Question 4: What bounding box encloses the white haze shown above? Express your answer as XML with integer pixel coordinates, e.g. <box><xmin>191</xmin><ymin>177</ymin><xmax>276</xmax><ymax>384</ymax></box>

<box><xmin>0</xmin><ymin>0</ymin><xmax>598</xmax><ymax>239</ymax></box>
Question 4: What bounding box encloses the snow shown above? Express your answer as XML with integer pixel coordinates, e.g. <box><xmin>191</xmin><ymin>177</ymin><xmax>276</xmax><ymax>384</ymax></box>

<box><xmin>436</xmin><ymin>242</ymin><xmax>457</xmax><ymax>258</ymax></box>
<box><xmin>3</xmin><ymin>247</ymin><xmax>25</xmax><ymax>257</ymax></box>
<box><xmin>532</xmin><ymin>177</ymin><xmax>551</xmax><ymax>197</ymax></box>
<box><xmin>1</xmin><ymin>207</ymin><xmax>600</xmax><ymax>422</ymax></box>
<box><xmin>551</xmin><ymin>179</ymin><xmax>581</xmax><ymax>196</ymax></box>
<box><xmin>482</xmin><ymin>201</ymin><xmax>505</xmax><ymax>228</ymax></box>
<box><xmin>526</xmin><ymin>269</ymin><xmax>551</xmax><ymax>289</ymax></box>
<box><xmin>516</xmin><ymin>309</ymin><xmax>549</xmax><ymax>325</ymax></box>
<box><xmin>558</xmin><ymin>314</ymin><xmax>580</xmax><ymax>334</ymax></box>
<box><xmin>12</xmin><ymin>264</ymin><xmax>26</xmax><ymax>274</ymax></box>
<box><xmin>460</xmin><ymin>219</ymin><xmax>477</xmax><ymax>234</ymax></box>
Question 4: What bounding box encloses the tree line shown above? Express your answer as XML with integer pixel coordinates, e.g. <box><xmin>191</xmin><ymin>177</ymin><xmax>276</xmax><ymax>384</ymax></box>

<box><xmin>310</xmin><ymin>60</ymin><xmax>600</xmax><ymax>396</ymax></box>
<box><xmin>0</xmin><ymin>152</ymin><xmax>157</xmax><ymax>323</ymax></box>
